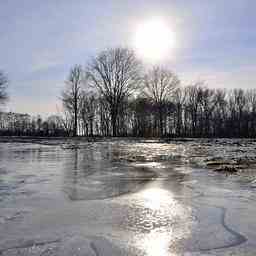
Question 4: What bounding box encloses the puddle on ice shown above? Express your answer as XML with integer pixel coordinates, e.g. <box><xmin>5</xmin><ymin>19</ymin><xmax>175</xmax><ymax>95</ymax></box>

<box><xmin>0</xmin><ymin>138</ymin><xmax>256</xmax><ymax>255</ymax></box>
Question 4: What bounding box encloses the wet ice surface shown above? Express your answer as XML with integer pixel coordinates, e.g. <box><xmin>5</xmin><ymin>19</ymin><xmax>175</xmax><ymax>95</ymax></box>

<box><xmin>1</xmin><ymin>138</ymin><xmax>256</xmax><ymax>255</ymax></box>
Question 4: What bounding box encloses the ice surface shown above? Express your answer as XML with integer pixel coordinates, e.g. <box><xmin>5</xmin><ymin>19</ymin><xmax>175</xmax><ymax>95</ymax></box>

<box><xmin>0</xmin><ymin>138</ymin><xmax>256</xmax><ymax>255</ymax></box>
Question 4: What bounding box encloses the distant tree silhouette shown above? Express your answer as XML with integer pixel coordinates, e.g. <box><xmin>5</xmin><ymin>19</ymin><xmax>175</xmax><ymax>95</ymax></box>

<box><xmin>0</xmin><ymin>71</ymin><xmax>8</xmax><ymax>105</ymax></box>
<box><xmin>79</xmin><ymin>91</ymin><xmax>97</xmax><ymax>136</ymax></box>
<box><xmin>0</xmin><ymin>112</ymin><xmax>67</xmax><ymax>136</ymax></box>
<box><xmin>86</xmin><ymin>48</ymin><xmax>141</xmax><ymax>136</ymax></box>
<box><xmin>173</xmin><ymin>87</ymin><xmax>186</xmax><ymax>136</ymax></box>
<box><xmin>143</xmin><ymin>66</ymin><xmax>180</xmax><ymax>136</ymax></box>
<box><xmin>61</xmin><ymin>65</ymin><xmax>83</xmax><ymax>136</ymax></box>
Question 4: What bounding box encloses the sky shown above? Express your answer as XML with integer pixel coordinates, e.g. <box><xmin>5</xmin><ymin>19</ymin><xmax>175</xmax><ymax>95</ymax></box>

<box><xmin>1</xmin><ymin>0</ymin><xmax>256</xmax><ymax>116</ymax></box>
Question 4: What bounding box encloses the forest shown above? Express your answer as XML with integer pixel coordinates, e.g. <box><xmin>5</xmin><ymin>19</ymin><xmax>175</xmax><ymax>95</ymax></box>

<box><xmin>1</xmin><ymin>47</ymin><xmax>256</xmax><ymax>138</ymax></box>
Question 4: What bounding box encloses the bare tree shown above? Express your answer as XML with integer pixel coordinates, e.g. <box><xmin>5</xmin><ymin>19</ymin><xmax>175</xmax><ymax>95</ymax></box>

<box><xmin>0</xmin><ymin>71</ymin><xmax>8</xmax><ymax>104</ymax></box>
<box><xmin>80</xmin><ymin>91</ymin><xmax>97</xmax><ymax>136</ymax></box>
<box><xmin>61</xmin><ymin>65</ymin><xmax>83</xmax><ymax>136</ymax></box>
<box><xmin>173</xmin><ymin>87</ymin><xmax>186</xmax><ymax>136</ymax></box>
<box><xmin>199</xmin><ymin>87</ymin><xmax>216</xmax><ymax>136</ymax></box>
<box><xmin>185</xmin><ymin>83</ymin><xmax>201</xmax><ymax>137</ymax></box>
<box><xmin>212</xmin><ymin>89</ymin><xmax>227</xmax><ymax>136</ymax></box>
<box><xmin>58</xmin><ymin>110</ymin><xmax>73</xmax><ymax>136</ymax></box>
<box><xmin>86</xmin><ymin>47</ymin><xmax>141</xmax><ymax>136</ymax></box>
<box><xmin>143</xmin><ymin>66</ymin><xmax>180</xmax><ymax>136</ymax></box>
<box><xmin>246</xmin><ymin>89</ymin><xmax>256</xmax><ymax>137</ymax></box>
<box><xmin>227</xmin><ymin>89</ymin><xmax>246</xmax><ymax>136</ymax></box>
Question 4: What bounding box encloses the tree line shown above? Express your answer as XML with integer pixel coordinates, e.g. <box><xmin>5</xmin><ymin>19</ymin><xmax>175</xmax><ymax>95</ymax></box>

<box><xmin>0</xmin><ymin>71</ymin><xmax>64</xmax><ymax>136</ymax></box>
<box><xmin>0</xmin><ymin>112</ymin><xmax>68</xmax><ymax>136</ymax></box>
<box><xmin>61</xmin><ymin>47</ymin><xmax>256</xmax><ymax>138</ymax></box>
<box><xmin>1</xmin><ymin>48</ymin><xmax>256</xmax><ymax>138</ymax></box>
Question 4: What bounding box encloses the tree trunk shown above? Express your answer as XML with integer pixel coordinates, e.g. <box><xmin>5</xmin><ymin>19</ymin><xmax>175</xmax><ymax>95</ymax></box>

<box><xmin>90</xmin><ymin>118</ymin><xmax>93</xmax><ymax>136</ymax></box>
<box><xmin>74</xmin><ymin>94</ymin><xmax>78</xmax><ymax>137</ymax></box>
<box><xmin>111</xmin><ymin>116</ymin><xmax>117</xmax><ymax>136</ymax></box>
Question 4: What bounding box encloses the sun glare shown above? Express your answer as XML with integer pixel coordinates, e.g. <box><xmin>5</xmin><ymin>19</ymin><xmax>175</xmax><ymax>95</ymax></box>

<box><xmin>134</xmin><ymin>18</ymin><xmax>175</xmax><ymax>62</ymax></box>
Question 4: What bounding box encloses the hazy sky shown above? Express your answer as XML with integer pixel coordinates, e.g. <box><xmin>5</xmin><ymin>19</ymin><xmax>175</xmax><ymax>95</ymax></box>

<box><xmin>1</xmin><ymin>0</ymin><xmax>256</xmax><ymax>116</ymax></box>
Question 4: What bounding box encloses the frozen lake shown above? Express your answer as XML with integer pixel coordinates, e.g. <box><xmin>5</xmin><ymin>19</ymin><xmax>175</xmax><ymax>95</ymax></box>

<box><xmin>0</xmin><ymin>138</ymin><xmax>256</xmax><ymax>255</ymax></box>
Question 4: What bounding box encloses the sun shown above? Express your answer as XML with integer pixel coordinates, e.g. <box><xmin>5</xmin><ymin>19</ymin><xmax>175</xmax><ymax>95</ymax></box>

<box><xmin>134</xmin><ymin>18</ymin><xmax>175</xmax><ymax>62</ymax></box>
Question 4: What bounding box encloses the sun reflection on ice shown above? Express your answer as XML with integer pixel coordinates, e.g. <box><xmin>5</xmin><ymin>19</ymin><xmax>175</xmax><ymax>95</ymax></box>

<box><xmin>140</xmin><ymin>187</ymin><xmax>175</xmax><ymax>210</ymax></box>
<box><xmin>132</xmin><ymin>187</ymin><xmax>191</xmax><ymax>255</ymax></box>
<box><xmin>143</xmin><ymin>231</ymin><xmax>171</xmax><ymax>256</ymax></box>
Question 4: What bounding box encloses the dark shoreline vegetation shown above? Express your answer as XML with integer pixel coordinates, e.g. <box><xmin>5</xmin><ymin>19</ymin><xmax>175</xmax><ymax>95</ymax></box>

<box><xmin>1</xmin><ymin>48</ymin><xmax>256</xmax><ymax>138</ymax></box>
